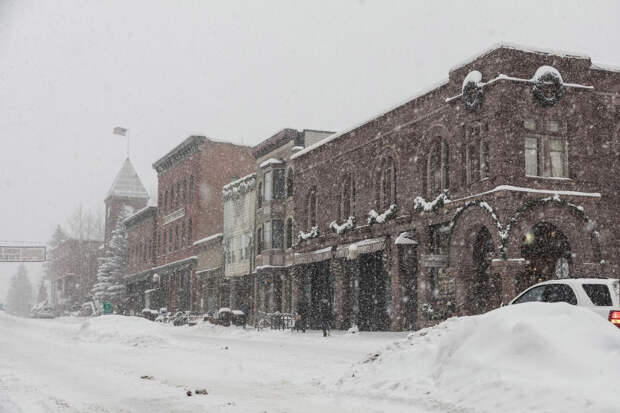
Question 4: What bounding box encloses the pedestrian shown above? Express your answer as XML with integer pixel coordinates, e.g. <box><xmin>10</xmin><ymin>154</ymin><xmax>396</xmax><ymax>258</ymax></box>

<box><xmin>319</xmin><ymin>298</ymin><xmax>331</xmax><ymax>337</ymax></box>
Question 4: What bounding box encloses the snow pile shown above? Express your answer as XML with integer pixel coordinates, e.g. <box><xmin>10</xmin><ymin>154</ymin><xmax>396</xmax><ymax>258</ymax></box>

<box><xmin>338</xmin><ymin>303</ymin><xmax>620</xmax><ymax>413</ymax></box>
<box><xmin>462</xmin><ymin>70</ymin><xmax>482</xmax><ymax>91</ymax></box>
<box><xmin>75</xmin><ymin>315</ymin><xmax>172</xmax><ymax>347</ymax></box>
<box><xmin>532</xmin><ymin>65</ymin><xmax>564</xmax><ymax>83</ymax></box>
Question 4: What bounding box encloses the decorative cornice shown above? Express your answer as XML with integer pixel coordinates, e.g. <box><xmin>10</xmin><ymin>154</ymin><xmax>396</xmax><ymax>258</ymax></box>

<box><xmin>153</xmin><ymin>136</ymin><xmax>206</xmax><ymax>173</ymax></box>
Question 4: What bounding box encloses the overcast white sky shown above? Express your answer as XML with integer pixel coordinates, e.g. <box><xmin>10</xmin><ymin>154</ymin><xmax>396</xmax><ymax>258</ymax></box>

<box><xmin>1</xmin><ymin>0</ymin><xmax>619</xmax><ymax>297</ymax></box>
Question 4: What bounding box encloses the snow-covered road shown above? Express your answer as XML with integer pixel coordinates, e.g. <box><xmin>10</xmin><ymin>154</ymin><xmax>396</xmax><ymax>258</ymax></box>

<box><xmin>3</xmin><ymin>303</ymin><xmax>620</xmax><ymax>413</ymax></box>
<box><xmin>0</xmin><ymin>313</ymin><xmax>419</xmax><ymax>413</ymax></box>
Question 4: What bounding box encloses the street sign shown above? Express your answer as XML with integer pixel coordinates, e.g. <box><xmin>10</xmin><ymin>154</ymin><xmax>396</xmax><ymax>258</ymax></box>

<box><xmin>0</xmin><ymin>246</ymin><xmax>46</xmax><ymax>262</ymax></box>
<box><xmin>421</xmin><ymin>254</ymin><xmax>449</xmax><ymax>268</ymax></box>
<box><xmin>103</xmin><ymin>301</ymin><xmax>112</xmax><ymax>315</ymax></box>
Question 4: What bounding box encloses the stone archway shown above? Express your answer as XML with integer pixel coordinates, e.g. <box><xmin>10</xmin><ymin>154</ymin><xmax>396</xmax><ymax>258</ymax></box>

<box><xmin>504</xmin><ymin>201</ymin><xmax>599</xmax><ymax>277</ymax></box>
<box><xmin>517</xmin><ymin>221</ymin><xmax>571</xmax><ymax>292</ymax></box>
<box><xmin>448</xmin><ymin>204</ymin><xmax>502</xmax><ymax>316</ymax></box>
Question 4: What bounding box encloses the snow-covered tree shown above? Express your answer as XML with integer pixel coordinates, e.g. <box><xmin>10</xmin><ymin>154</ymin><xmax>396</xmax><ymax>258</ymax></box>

<box><xmin>5</xmin><ymin>264</ymin><xmax>34</xmax><ymax>317</ymax></box>
<box><xmin>91</xmin><ymin>206</ymin><xmax>132</xmax><ymax>312</ymax></box>
<box><xmin>43</xmin><ymin>225</ymin><xmax>68</xmax><ymax>281</ymax></box>
<box><xmin>36</xmin><ymin>280</ymin><xmax>48</xmax><ymax>305</ymax></box>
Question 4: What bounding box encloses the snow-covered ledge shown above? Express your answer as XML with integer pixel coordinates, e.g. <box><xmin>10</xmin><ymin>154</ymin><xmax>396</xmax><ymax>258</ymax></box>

<box><xmin>367</xmin><ymin>204</ymin><xmax>397</xmax><ymax>225</ymax></box>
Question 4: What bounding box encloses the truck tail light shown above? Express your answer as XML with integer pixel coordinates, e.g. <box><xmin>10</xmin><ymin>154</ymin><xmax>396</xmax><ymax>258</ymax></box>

<box><xmin>608</xmin><ymin>311</ymin><xmax>620</xmax><ymax>328</ymax></box>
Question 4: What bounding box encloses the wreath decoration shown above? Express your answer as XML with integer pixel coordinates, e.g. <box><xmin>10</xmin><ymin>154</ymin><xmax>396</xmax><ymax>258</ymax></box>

<box><xmin>461</xmin><ymin>81</ymin><xmax>484</xmax><ymax>112</ymax></box>
<box><xmin>532</xmin><ymin>71</ymin><xmax>564</xmax><ymax>107</ymax></box>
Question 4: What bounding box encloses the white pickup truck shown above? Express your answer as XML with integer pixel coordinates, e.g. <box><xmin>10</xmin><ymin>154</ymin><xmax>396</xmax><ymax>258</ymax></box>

<box><xmin>510</xmin><ymin>278</ymin><xmax>620</xmax><ymax>328</ymax></box>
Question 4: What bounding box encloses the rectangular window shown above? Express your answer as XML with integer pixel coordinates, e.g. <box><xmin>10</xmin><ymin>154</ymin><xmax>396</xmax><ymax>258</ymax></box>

<box><xmin>273</xmin><ymin>169</ymin><xmax>285</xmax><ymax>199</ymax></box>
<box><xmin>264</xmin><ymin>171</ymin><xmax>273</xmax><ymax>202</ymax></box>
<box><xmin>550</xmin><ymin>139</ymin><xmax>566</xmax><ymax>177</ymax></box>
<box><xmin>524</xmin><ymin>119</ymin><xmax>536</xmax><ymax>130</ymax></box>
<box><xmin>582</xmin><ymin>284</ymin><xmax>612</xmax><ymax>306</ymax></box>
<box><xmin>525</xmin><ymin>136</ymin><xmax>540</xmax><ymax>176</ymax></box>
<box><xmin>272</xmin><ymin>219</ymin><xmax>283</xmax><ymax>250</ymax></box>
<box><xmin>263</xmin><ymin>221</ymin><xmax>272</xmax><ymax>250</ymax></box>
<box><xmin>548</xmin><ymin>120</ymin><xmax>559</xmax><ymax>133</ymax></box>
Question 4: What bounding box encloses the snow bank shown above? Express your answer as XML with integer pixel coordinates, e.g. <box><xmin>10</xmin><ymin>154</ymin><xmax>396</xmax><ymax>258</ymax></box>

<box><xmin>338</xmin><ymin>303</ymin><xmax>620</xmax><ymax>413</ymax></box>
<box><xmin>75</xmin><ymin>315</ymin><xmax>172</xmax><ymax>347</ymax></box>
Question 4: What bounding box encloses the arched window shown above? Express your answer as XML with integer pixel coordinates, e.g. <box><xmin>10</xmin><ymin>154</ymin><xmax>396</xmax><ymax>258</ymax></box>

<box><xmin>164</xmin><ymin>190</ymin><xmax>169</xmax><ymax>212</ymax></box>
<box><xmin>257</xmin><ymin>228</ymin><xmax>263</xmax><ymax>254</ymax></box>
<box><xmin>286</xmin><ymin>167</ymin><xmax>294</xmax><ymax>198</ymax></box>
<box><xmin>286</xmin><ymin>217</ymin><xmax>293</xmax><ymax>249</ymax></box>
<box><xmin>427</xmin><ymin>139</ymin><xmax>450</xmax><ymax>196</ymax></box>
<box><xmin>339</xmin><ymin>174</ymin><xmax>355</xmax><ymax>221</ymax></box>
<box><xmin>170</xmin><ymin>186</ymin><xmax>174</xmax><ymax>210</ymax></box>
<box><xmin>183</xmin><ymin>179</ymin><xmax>187</xmax><ymax>203</ymax></box>
<box><xmin>305</xmin><ymin>187</ymin><xmax>317</xmax><ymax>228</ymax></box>
<box><xmin>375</xmin><ymin>156</ymin><xmax>396</xmax><ymax>210</ymax></box>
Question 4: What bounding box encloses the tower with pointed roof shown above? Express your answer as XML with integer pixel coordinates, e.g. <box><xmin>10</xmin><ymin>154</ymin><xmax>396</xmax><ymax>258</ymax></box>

<box><xmin>104</xmin><ymin>158</ymin><xmax>149</xmax><ymax>247</ymax></box>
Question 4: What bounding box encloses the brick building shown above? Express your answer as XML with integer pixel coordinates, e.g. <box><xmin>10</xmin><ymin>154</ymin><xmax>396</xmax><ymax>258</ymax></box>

<box><xmin>123</xmin><ymin>135</ymin><xmax>254</xmax><ymax>314</ymax></box>
<box><xmin>49</xmin><ymin>238</ymin><xmax>102</xmax><ymax>312</ymax></box>
<box><xmin>104</xmin><ymin>159</ymin><xmax>149</xmax><ymax>247</ymax></box>
<box><xmin>252</xmin><ymin>129</ymin><xmax>333</xmax><ymax>320</ymax></box>
<box><xmin>124</xmin><ymin>206</ymin><xmax>157</xmax><ymax>314</ymax></box>
<box><xmin>289</xmin><ymin>44</ymin><xmax>620</xmax><ymax>331</ymax></box>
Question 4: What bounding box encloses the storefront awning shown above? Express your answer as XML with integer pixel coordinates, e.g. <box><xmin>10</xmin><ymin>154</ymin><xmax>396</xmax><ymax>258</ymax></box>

<box><xmin>294</xmin><ymin>247</ymin><xmax>333</xmax><ymax>265</ymax></box>
<box><xmin>335</xmin><ymin>237</ymin><xmax>386</xmax><ymax>258</ymax></box>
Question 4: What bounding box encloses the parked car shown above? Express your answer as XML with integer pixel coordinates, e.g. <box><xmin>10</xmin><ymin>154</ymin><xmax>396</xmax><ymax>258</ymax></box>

<box><xmin>141</xmin><ymin>308</ymin><xmax>159</xmax><ymax>321</ymax></box>
<box><xmin>510</xmin><ymin>278</ymin><xmax>620</xmax><ymax>328</ymax></box>
<box><xmin>31</xmin><ymin>307</ymin><xmax>55</xmax><ymax>319</ymax></box>
<box><xmin>216</xmin><ymin>307</ymin><xmax>232</xmax><ymax>326</ymax></box>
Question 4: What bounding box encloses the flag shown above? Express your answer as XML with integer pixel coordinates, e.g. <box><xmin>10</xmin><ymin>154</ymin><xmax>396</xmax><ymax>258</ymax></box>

<box><xmin>113</xmin><ymin>127</ymin><xmax>128</xmax><ymax>136</ymax></box>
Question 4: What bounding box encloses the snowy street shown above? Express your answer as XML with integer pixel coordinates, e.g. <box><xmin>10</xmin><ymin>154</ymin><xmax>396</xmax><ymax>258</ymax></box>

<box><xmin>0</xmin><ymin>313</ymin><xmax>417</xmax><ymax>413</ymax></box>
<box><xmin>2</xmin><ymin>303</ymin><xmax>620</xmax><ymax>413</ymax></box>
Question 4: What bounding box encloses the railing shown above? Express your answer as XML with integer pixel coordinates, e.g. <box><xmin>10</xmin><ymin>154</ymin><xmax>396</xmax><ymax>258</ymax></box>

<box><xmin>256</xmin><ymin>311</ymin><xmax>296</xmax><ymax>331</ymax></box>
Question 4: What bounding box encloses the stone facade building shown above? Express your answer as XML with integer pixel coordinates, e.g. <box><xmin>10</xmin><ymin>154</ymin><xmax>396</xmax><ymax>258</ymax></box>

<box><xmin>290</xmin><ymin>44</ymin><xmax>620</xmax><ymax>331</ymax></box>
<box><xmin>252</xmin><ymin>129</ymin><xmax>333</xmax><ymax>320</ymax></box>
<box><xmin>222</xmin><ymin>173</ymin><xmax>256</xmax><ymax>312</ymax></box>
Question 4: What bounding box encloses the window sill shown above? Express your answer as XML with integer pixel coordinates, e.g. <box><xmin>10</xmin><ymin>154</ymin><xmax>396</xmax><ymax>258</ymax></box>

<box><xmin>525</xmin><ymin>175</ymin><xmax>572</xmax><ymax>181</ymax></box>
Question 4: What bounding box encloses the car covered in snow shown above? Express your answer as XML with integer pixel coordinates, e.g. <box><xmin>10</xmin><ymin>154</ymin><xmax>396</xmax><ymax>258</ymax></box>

<box><xmin>510</xmin><ymin>278</ymin><xmax>620</xmax><ymax>328</ymax></box>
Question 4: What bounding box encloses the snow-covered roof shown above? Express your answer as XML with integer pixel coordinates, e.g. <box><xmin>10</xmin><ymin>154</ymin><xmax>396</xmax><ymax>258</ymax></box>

<box><xmin>449</xmin><ymin>42</ymin><xmax>591</xmax><ymax>73</ymax></box>
<box><xmin>259</xmin><ymin>158</ymin><xmax>285</xmax><ymax>168</ymax></box>
<box><xmin>222</xmin><ymin>173</ymin><xmax>256</xmax><ymax>191</ymax></box>
<box><xmin>291</xmin><ymin>78</ymin><xmax>448</xmax><ymax>160</ymax></box>
<box><xmin>193</xmin><ymin>233</ymin><xmax>223</xmax><ymax>247</ymax></box>
<box><xmin>106</xmin><ymin>158</ymin><xmax>149</xmax><ymax>200</ymax></box>
<box><xmin>123</xmin><ymin>206</ymin><xmax>156</xmax><ymax>226</ymax></box>
<box><xmin>447</xmin><ymin>185</ymin><xmax>601</xmax><ymax>204</ymax></box>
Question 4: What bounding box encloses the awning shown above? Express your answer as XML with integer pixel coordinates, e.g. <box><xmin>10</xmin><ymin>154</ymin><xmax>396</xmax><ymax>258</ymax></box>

<box><xmin>335</xmin><ymin>237</ymin><xmax>386</xmax><ymax>258</ymax></box>
<box><xmin>294</xmin><ymin>247</ymin><xmax>333</xmax><ymax>265</ymax></box>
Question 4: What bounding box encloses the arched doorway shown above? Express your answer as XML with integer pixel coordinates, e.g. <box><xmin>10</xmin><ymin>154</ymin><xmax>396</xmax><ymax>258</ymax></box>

<box><xmin>471</xmin><ymin>227</ymin><xmax>498</xmax><ymax>314</ymax></box>
<box><xmin>519</xmin><ymin>222</ymin><xmax>571</xmax><ymax>292</ymax></box>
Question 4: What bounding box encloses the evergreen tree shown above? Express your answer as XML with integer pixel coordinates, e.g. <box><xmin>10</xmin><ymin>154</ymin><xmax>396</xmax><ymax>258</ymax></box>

<box><xmin>36</xmin><ymin>280</ymin><xmax>48</xmax><ymax>305</ymax></box>
<box><xmin>91</xmin><ymin>206</ymin><xmax>132</xmax><ymax>312</ymax></box>
<box><xmin>43</xmin><ymin>225</ymin><xmax>68</xmax><ymax>281</ymax></box>
<box><xmin>5</xmin><ymin>264</ymin><xmax>34</xmax><ymax>317</ymax></box>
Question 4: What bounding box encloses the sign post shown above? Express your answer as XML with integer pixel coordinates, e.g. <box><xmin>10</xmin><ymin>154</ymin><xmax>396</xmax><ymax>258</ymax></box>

<box><xmin>103</xmin><ymin>301</ymin><xmax>112</xmax><ymax>315</ymax></box>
